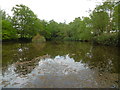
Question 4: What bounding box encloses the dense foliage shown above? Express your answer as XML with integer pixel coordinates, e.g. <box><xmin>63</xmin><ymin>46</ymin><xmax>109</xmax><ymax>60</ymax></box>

<box><xmin>12</xmin><ymin>4</ymin><xmax>40</xmax><ymax>39</ymax></box>
<box><xmin>1</xmin><ymin>10</ymin><xmax>17</xmax><ymax>40</ymax></box>
<box><xmin>1</xmin><ymin>0</ymin><xmax>120</xmax><ymax>46</ymax></box>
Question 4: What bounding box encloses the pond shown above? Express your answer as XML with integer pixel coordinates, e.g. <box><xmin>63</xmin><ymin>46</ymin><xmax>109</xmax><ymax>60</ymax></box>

<box><xmin>1</xmin><ymin>41</ymin><xmax>119</xmax><ymax>88</ymax></box>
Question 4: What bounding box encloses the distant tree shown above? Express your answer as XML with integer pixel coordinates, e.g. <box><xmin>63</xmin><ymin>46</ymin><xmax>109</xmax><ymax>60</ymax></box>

<box><xmin>0</xmin><ymin>9</ymin><xmax>8</xmax><ymax>20</ymax></box>
<box><xmin>112</xmin><ymin>2</ymin><xmax>120</xmax><ymax>31</ymax></box>
<box><xmin>67</xmin><ymin>17</ymin><xmax>92</xmax><ymax>40</ymax></box>
<box><xmin>38</xmin><ymin>20</ymin><xmax>49</xmax><ymax>38</ymax></box>
<box><xmin>45</xmin><ymin>20</ymin><xmax>59</xmax><ymax>40</ymax></box>
<box><xmin>68</xmin><ymin>17</ymin><xmax>82</xmax><ymax>40</ymax></box>
<box><xmin>1</xmin><ymin>10</ymin><xmax>17</xmax><ymax>40</ymax></box>
<box><xmin>57</xmin><ymin>23</ymin><xmax>69</xmax><ymax>39</ymax></box>
<box><xmin>2</xmin><ymin>20</ymin><xmax>17</xmax><ymax>40</ymax></box>
<box><xmin>90</xmin><ymin>11</ymin><xmax>109</xmax><ymax>36</ymax></box>
<box><xmin>0</xmin><ymin>10</ymin><xmax>2</xmax><ymax>40</ymax></box>
<box><xmin>95</xmin><ymin>0</ymin><xmax>116</xmax><ymax>32</ymax></box>
<box><xmin>12</xmin><ymin>4</ymin><xmax>39</xmax><ymax>39</ymax></box>
<box><xmin>82</xmin><ymin>17</ymin><xmax>92</xmax><ymax>29</ymax></box>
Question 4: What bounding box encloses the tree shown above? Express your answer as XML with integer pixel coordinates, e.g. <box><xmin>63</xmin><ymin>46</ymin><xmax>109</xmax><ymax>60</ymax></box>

<box><xmin>2</xmin><ymin>20</ymin><xmax>17</xmax><ymax>40</ymax></box>
<box><xmin>95</xmin><ymin>0</ymin><xmax>116</xmax><ymax>32</ymax></box>
<box><xmin>38</xmin><ymin>20</ymin><xmax>49</xmax><ymax>38</ymax></box>
<box><xmin>90</xmin><ymin>11</ymin><xmax>109</xmax><ymax>36</ymax></box>
<box><xmin>57</xmin><ymin>22</ymin><xmax>69</xmax><ymax>39</ymax></box>
<box><xmin>45</xmin><ymin>20</ymin><xmax>59</xmax><ymax>40</ymax></box>
<box><xmin>67</xmin><ymin>17</ymin><xmax>92</xmax><ymax>40</ymax></box>
<box><xmin>1</xmin><ymin>10</ymin><xmax>17</xmax><ymax>40</ymax></box>
<box><xmin>12</xmin><ymin>4</ymin><xmax>39</xmax><ymax>39</ymax></box>
<box><xmin>0</xmin><ymin>9</ymin><xmax>2</xmax><ymax>40</ymax></box>
<box><xmin>68</xmin><ymin>17</ymin><xmax>82</xmax><ymax>40</ymax></box>
<box><xmin>112</xmin><ymin>2</ymin><xmax>120</xmax><ymax>31</ymax></box>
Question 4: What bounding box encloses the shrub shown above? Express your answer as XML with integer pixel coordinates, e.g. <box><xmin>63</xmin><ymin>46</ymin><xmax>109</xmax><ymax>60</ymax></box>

<box><xmin>92</xmin><ymin>33</ymin><xmax>119</xmax><ymax>46</ymax></box>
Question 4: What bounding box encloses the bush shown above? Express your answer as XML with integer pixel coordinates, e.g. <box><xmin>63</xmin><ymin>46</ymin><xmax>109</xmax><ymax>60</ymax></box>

<box><xmin>92</xmin><ymin>33</ymin><xmax>119</xmax><ymax>46</ymax></box>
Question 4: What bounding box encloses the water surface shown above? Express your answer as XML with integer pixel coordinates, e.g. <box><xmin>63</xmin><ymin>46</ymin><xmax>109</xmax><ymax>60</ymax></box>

<box><xmin>1</xmin><ymin>41</ymin><xmax>119</xmax><ymax>88</ymax></box>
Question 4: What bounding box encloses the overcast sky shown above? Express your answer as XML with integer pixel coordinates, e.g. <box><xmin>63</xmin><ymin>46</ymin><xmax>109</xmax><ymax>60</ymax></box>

<box><xmin>0</xmin><ymin>0</ymin><xmax>104</xmax><ymax>23</ymax></box>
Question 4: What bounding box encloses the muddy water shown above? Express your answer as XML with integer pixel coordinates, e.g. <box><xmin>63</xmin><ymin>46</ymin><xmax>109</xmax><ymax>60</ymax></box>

<box><xmin>1</xmin><ymin>41</ymin><xmax>119</xmax><ymax>88</ymax></box>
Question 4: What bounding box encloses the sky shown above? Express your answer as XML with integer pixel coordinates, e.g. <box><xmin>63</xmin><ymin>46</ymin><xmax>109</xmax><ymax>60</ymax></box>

<box><xmin>0</xmin><ymin>0</ymin><xmax>104</xmax><ymax>23</ymax></box>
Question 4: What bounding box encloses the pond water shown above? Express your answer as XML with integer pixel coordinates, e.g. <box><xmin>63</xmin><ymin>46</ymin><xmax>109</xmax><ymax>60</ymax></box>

<box><xmin>1</xmin><ymin>41</ymin><xmax>119</xmax><ymax>88</ymax></box>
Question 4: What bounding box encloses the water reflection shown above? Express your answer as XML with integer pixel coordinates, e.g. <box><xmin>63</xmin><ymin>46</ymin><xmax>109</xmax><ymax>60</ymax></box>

<box><xmin>2</xmin><ymin>41</ymin><xmax>119</xmax><ymax>88</ymax></box>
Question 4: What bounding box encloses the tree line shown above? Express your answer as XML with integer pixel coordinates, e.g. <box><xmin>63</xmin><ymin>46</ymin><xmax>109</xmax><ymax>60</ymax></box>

<box><xmin>1</xmin><ymin>0</ymin><xmax>120</xmax><ymax>46</ymax></box>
